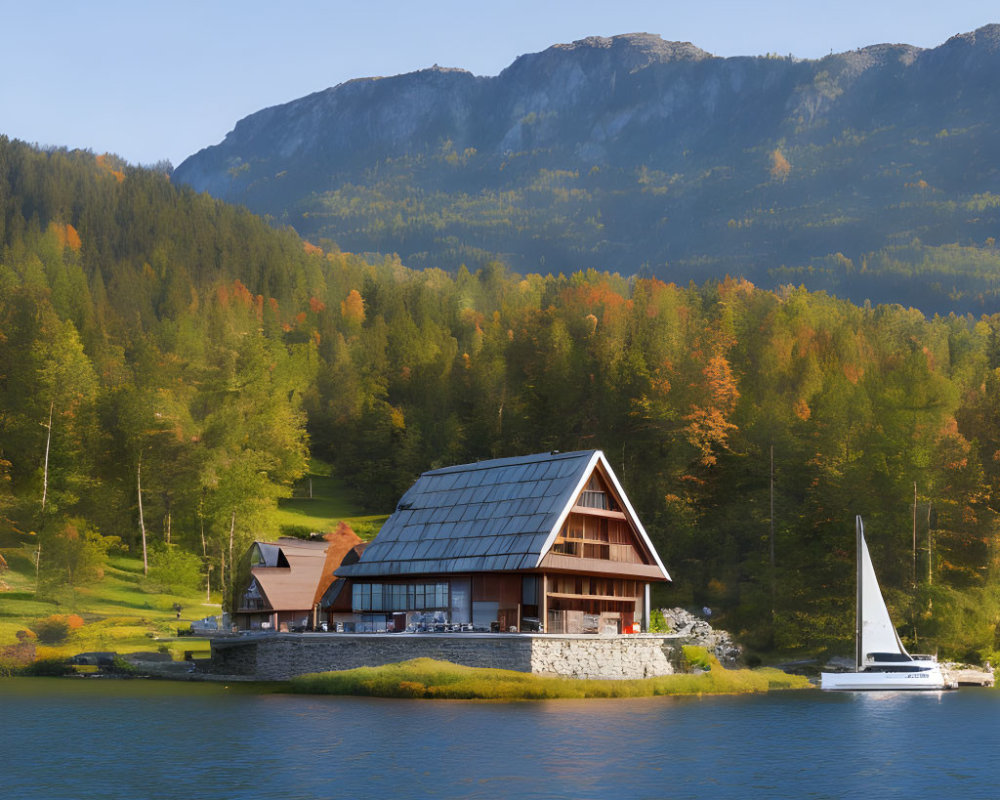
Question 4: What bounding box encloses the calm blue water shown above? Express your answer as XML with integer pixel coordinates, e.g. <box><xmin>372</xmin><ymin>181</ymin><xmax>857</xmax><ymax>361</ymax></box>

<box><xmin>1</xmin><ymin>679</ymin><xmax>997</xmax><ymax>799</ymax></box>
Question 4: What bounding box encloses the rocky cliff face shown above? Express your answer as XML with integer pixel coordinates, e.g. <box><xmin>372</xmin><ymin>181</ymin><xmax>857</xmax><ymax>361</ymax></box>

<box><xmin>177</xmin><ymin>26</ymin><xmax>1000</xmax><ymax>191</ymax></box>
<box><xmin>176</xmin><ymin>33</ymin><xmax>764</xmax><ymax>190</ymax></box>
<box><xmin>173</xmin><ymin>26</ymin><xmax>1000</xmax><ymax>307</ymax></box>
<box><xmin>175</xmin><ymin>65</ymin><xmax>486</xmax><ymax>201</ymax></box>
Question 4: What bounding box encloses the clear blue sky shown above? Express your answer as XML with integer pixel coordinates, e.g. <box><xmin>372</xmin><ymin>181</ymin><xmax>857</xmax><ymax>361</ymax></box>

<box><xmin>1</xmin><ymin>0</ymin><xmax>995</xmax><ymax>167</ymax></box>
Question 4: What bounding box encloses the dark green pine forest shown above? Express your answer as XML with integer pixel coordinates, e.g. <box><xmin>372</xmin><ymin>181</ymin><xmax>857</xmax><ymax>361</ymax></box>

<box><xmin>3</xmin><ymin>137</ymin><xmax>1000</xmax><ymax>659</ymax></box>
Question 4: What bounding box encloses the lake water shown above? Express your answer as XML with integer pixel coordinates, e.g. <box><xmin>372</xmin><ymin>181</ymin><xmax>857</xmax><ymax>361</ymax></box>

<box><xmin>1</xmin><ymin>679</ymin><xmax>997</xmax><ymax>799</ymax></box>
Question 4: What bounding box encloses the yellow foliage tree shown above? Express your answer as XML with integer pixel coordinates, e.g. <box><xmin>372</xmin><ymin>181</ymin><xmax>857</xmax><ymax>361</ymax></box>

<box><xmin>770</xmin><ymin>148</ymin><xmax>791</xmax><ymax>181</ymax></box>
<box><xmin>340</xmin><ymin>289</ymin><xmax>365</xmax><ymax>325</ymax></box>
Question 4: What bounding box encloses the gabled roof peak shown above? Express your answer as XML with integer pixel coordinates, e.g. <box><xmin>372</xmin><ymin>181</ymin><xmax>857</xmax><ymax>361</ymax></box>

<box><xmin>338</xmin><ymin>449</ymin><xmax>669</xmax><ymax>581</ymax></box>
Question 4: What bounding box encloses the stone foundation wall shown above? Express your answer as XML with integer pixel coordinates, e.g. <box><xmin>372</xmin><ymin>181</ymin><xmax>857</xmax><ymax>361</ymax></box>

<box><xmin>530</xmin><ymin>635</ymin><xmax>679</xmax><ymax>679</ymax></box>
<box><xmin>209</xmin><ymin>633</ymin><xmax>684</xmax><ymax>681</ymax></box>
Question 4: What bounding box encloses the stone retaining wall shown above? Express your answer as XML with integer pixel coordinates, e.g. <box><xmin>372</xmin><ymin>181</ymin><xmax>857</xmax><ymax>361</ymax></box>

<box><xmin>209</xmin><ymin>632</ymin><xmax>686</xmax><ymax>681</ymax></box>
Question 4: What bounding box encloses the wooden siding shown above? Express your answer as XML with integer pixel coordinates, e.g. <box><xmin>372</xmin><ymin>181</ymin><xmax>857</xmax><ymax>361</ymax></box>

<box><xmin>537</xmin><ymin>553</ymin><xmax>665</xmax><ymax>580</ymax></box>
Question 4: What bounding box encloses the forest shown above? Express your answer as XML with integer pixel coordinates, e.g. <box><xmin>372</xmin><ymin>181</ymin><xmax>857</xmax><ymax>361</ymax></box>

<box><xmin>284</xmin><ymin>141</ymin><xmax>1000</xmax><ymax>317</ymax></box>
<box><xmin>3</xmin><ymin>137</ymin><xmax>1000</xmax><ymax>660</ymax></box>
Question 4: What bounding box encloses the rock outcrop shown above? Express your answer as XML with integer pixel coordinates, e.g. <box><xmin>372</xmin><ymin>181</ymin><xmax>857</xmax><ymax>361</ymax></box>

<box><xmin>660</xmin><ymin>607</ymin><xmax>742</xmax><ymax>667</ymax></box>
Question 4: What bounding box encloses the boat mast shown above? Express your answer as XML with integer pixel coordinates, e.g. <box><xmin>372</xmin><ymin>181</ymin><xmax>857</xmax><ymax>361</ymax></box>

<box><xmin>855</xmin><ymin>515</ymin><xmax>863</xmax><ymax>672</ymax></box>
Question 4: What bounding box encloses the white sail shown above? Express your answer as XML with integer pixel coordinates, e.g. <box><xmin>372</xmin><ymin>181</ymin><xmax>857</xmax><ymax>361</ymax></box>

<box><xmin>821</xmin><ymin>516</ymin><xmax>952</xmax><ymax>690</ymax></box>
<box><xmin>858</xmin><ymin>524</ymin><xmax>909</xmax><ymax>660</ymax></box>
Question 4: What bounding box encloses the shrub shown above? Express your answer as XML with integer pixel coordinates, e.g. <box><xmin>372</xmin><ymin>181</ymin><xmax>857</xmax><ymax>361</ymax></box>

<box><xmin>648</xmin><ymin>608</ymin><xmax>669</xmax><ymax>633</ymax></box>
<box><xmin>33</xmin><ymin>615</ymin><xmax>71</xmax><ymax>644</ymax></box>
<box><xmin>682</xmin><ymin>645</ymin><xmax>714</xmax><ymax>671</ymax></box>
<box><xmin>144</xmin><ymin>544</ymin><xmax>203</xmax><ymax>594</ymax></box>
<box><xmin>39</xmin><ymin>518</ymin><xmax>119</xmax><ymax>587</ymax></box>
<box><xmin>278</xmin><ymin>525</ymin><xmax>314</xmax><ymax>539</ymax></box>
<box><xmin>107</xmin><ymin>655</ymin><xmax>138</xmax><ymax>676</ymax></box>
<box><xmin>23</xmin><ymin>657</ymin><xmax>72</xmax><ymax>677</ymax></box>
<box><xmin>0</xmin><ymin>635</ymin><xmax>36</xmax><ymax>673</ymax></box>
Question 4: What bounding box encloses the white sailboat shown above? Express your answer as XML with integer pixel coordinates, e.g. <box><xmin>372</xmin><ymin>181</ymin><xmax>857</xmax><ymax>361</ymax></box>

<box><xmin>821</xmin><ymin>516</ymin><xmax>954</xmax><ymax>691</ymax></box>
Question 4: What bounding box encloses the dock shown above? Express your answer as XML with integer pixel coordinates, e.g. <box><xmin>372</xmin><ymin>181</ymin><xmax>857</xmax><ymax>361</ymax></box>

<box><xmin>945</xmin><ymin>665</ymin><xmax>995</xmax><ymax>687</ymax></box>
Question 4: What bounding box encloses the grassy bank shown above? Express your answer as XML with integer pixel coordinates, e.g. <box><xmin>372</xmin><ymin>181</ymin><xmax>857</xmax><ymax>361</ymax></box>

<box><xmin>289</xmin><ymin>651</ymin><xmax>812</xmax><ymax>700</ymax></box>
<box><xmin>0</xmin><ymin>552</ymin><xmax>221</xmax><ymax>671</ymax></box>
<box><xmin>277</xmin><ymin>459</ymin><xmax>388</xmax><ymax>540</ymax></box>
<box><xmin>1</xmin><ymin>460</ymin><xmax>386</xmax><ymax>673</ymax></box>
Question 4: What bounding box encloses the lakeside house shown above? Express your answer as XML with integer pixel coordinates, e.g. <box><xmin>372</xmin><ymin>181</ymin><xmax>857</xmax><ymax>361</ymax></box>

<box><xmin>332</xmin><ymin>450</ymin><xmax>670</xmax><ymax>634</ymax></box>
<box><xmin>233</xmin><ymin>523</ymin><xmax>364</xmax><ymax>631</ymax></box>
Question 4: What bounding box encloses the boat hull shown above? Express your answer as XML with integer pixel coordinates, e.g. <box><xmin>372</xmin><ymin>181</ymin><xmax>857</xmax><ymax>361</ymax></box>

<box><xmin>820</xmin><ymin>668</ymin><xmax>951</xmax><ymax>691</ymax></box>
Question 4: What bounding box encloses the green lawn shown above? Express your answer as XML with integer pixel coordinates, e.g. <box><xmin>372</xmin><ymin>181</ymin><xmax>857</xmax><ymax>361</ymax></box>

<box><xmin>277</xmin><ymin>460</ymin><xmax>387</xmax><ymax>540</ymax></box>
<box><xmin>0</xmin><ymin>549</ymin><xmax>219</xmax><ymax>665</ymax></box>
<box><xmin>0</xmin><ymin>459</ymin><xmax>388</xmax><ymax>670</ymax></box>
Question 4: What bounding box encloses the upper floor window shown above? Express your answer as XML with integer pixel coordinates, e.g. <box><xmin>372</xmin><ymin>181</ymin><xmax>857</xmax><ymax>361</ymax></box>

<box><xmin>249</xmin><ymin>544</ymin><xmax>266</xmax><ymax>567</ymax></box>
<box><xmin>578</xmin><ymin>474</ymin><xmax>615</xmax><ymax>510</ymax></box>
<box><xmin>578</xmin><ymin>489</ymin><xmax>607</xmax><ymax>510</ymax></box>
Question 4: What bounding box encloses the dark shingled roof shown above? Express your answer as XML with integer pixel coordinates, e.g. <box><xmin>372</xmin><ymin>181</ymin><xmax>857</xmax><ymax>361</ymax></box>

<box><xmin>336</xmin><ymin>450</ymin><xmax>668</xmax><ymax>579</ymax></box>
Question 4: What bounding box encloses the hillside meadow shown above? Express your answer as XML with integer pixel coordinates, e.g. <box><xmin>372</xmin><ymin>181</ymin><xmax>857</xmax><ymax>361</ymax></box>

<box><xmin>0</xmin><ymin>551</ymin><xmax>218</xmax><ymax>673</ymax></box>
<box><xmin>0</xmin><ymin>462</ymin><xmax>383</xmax><ymax>673</ymax></box>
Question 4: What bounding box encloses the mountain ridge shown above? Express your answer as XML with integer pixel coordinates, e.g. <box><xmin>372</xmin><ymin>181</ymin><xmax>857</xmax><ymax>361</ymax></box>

<box><xmin>174</xmin><ymin>25</ymin><xmax>1000</xmax><ymax>313</ymax></box>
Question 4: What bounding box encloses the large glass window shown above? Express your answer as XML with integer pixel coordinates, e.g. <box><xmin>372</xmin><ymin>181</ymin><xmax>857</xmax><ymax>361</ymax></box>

<box><xmin>241</xmin><ymin>578</ymin><xmax>266</xmax><ymax>610</ymax></box>
<box><xmin>351</xmin><ymin>581</ymin><xmax>451</xmax><ymax>612</ymax></box>
<box><xmin>450</xmin><ymin>578</ymin><xmax>471</xmax><ymax>625</ymax></box>
<box><xmin>522</xmin><ymin>575</ymin><xmax>539</xmax><ymax>606</ymax></box>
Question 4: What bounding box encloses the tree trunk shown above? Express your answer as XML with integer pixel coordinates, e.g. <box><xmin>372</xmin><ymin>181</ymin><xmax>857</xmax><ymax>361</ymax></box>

<box><xmin>41</xmin><ymin>401</ymin><xmax>53</xmax><ymax>514</ymax></box>
<box><xmin>163</xmin><ymin>493</ymin><xmax>172</xmax><ymax>545</ymax></box>
<box><xmin>769</xmin><ymin>443</ymin><xmax>775</xmax><ymax>619</ymax></box>
<box><xmin>137</xmin><ymin>456</ymin><xmax>148</xmax><ymax>575</ymax></box>
<box><xmin>912</xmin><ymin>482</ymin><xmax>918</xmax><ymax>588</ymax></box>
<box><xmin>228</xmin><ymin>509</ymin><xmax>236</xmax><ymax>578</ymax></box>
<box><xmin>200</xmin><ymin>516</ymin><xmax>210</xmax><ymax>603</ymax></box>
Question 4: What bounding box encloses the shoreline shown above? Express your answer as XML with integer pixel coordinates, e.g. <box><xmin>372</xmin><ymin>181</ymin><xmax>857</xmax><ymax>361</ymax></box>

<box><xmin>4</xmin><ymin>647</ymin><xmax>814</xmax><ymax>700</ymax></box>
<box><xmin>284</xmin><ymin>654</ymin><xmax>813</xmax><ymax>700</ymax></box>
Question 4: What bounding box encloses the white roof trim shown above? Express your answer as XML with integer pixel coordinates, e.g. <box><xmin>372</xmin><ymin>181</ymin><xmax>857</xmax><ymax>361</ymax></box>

<box><xmin>596</xmin><ymin>452</ymin><xmax>671</xmax><ymax>580</ymax></box>
<box><xmin>535</xmin><ymin>451</ymin><xmax>601</xmax><ymax>568</ymax></box>
<box><xmin>534</xmin><ymin>450</ymin><xmax>671</xmax><ymax>581</ymax></box>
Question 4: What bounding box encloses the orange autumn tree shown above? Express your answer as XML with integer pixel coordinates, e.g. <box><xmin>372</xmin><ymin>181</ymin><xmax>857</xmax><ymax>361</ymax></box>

<box><xmin>95</xmin><ymin>153</ymin><xmax>125</xmax><ymax>183</ymax></box>
<box><xmin>49</xmin><ymin>221</ymin><xmax>82</xmax><ymax>251</ymax></box>
<box><xmin>770</xmin><ymin>148</ymin><xmax>791</xmax><ymax>181</ymax></box>
<box><xmin>684</xmin><ymin>352</ymin><xmax>740</xmax><ymax>466</ymax></box>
